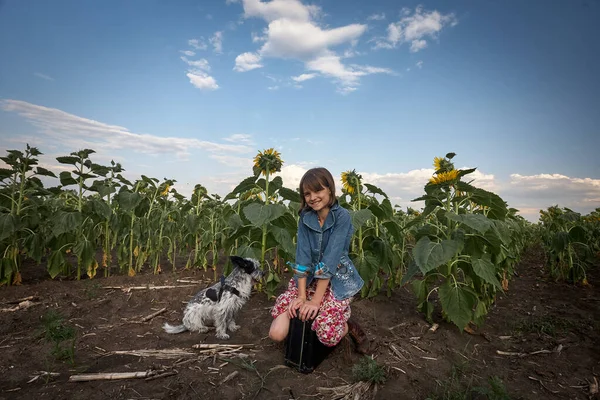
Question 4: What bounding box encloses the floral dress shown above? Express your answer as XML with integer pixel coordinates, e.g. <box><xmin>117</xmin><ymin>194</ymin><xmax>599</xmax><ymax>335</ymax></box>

<box><xmin>271</xmin><ymin>278</ymin><xmax>351</xmax><ymax>347</ymax></box>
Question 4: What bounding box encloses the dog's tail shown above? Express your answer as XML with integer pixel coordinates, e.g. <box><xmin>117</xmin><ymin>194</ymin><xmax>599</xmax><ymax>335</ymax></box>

<box><xmin>163</xmin><ymin>322</ymin><xmax>188</xmax><ymax>334</ymax></box>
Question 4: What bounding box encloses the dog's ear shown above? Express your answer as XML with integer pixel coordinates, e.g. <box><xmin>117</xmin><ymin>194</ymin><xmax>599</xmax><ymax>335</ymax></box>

<box><xmin>230</xmin><ymin>255</ymin><xmax>246</xmax><ymax>268</ymax></box>
<box><xmin>230</xmin><ymin>256</ymin><xmax>256</xmax><ymax>273</ymax></box>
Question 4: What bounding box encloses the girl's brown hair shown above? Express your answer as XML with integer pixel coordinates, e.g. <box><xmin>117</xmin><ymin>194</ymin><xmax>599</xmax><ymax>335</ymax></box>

<box><xmin>298</xmin><ymin>167</ymin><xmax>337</xmax><ymax>214</ymax></box>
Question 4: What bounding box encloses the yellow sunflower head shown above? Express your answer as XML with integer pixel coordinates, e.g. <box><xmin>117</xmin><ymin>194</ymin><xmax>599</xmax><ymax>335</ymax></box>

<box><xmin>253</xmin><ymin>148</ymin><xmax>283</xmax><ymax>176</ymax></box>
<box><xmin>428</xmin><ymin>169</ymin><xmax>459</xmax><ymax>185</ymax></box>
<box><xmin>341</xmin><ymin>169</ymin><xmax>362</xmax><ymax>195</ymax></box>
<box><xmin>432</xmin><ymin>155</ymin><xmax>455</xmax><ymax>173</ymax></box>
<box><xmin>160</xmin><ymin>185</ymin><xmax>171</xmax><ymax>196</ymax></box>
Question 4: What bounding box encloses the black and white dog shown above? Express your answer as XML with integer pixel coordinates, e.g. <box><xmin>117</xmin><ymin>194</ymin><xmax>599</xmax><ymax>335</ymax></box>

<box><xmin>163</xmin><ymin>256</ymin><xmax>264</xmax><ymax>340</ymax></box>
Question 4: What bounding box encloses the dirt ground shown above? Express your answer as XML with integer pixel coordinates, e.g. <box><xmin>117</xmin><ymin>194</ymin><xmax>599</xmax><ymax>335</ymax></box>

<box><xmin>1</xmin><ymin>245</ymin><xmax>599</xmax><ymax>400</ymax></box>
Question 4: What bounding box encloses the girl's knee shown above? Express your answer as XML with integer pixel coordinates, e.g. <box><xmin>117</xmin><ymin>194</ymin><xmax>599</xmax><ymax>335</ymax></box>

<box><xmin>269</xmin><ymin>315</ymin><xmax>290</xmax><ymax>342</ymax></box>
<box><xmin>269</xmin><ymin>327</ymin><xmax>286</xmax><ymax>342</ymax></box>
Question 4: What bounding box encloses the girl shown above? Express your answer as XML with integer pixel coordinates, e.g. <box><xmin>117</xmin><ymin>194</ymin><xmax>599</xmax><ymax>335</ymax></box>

<box><xmin>269</xmin><ymin>167</ymin><xmax>370</xmax><ymax>354</ymax></box>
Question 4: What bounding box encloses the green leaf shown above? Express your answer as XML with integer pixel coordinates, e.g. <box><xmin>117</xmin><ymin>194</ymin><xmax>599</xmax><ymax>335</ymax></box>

<box><xmin>47</xmin><ymin>251</ymin><xmax>67</xmax><ymax>279</ymax></box>
<box><xmin>364</xmin><ymin>183</ymin><xmax>388</xmax><ymax>198</ymax></box>
<box><xmin>445</xmin><ymin>212</ymin><xmax>493</xmax><ymax>234</ymax></box>
<box><xmin>0</xmin><ymin>168</ymin><xmax>14</xmax><ymax>179</ymax></box>
<box><xmin>52</xmin><ymin>211</ymin><xmax>82</xmax><ymax>236</ymax></box>
<box><xmin>59</xmin><ymin>171</ymin><xmax>78</xmax><ymax>187</ymax></box>
<box><xmin>471</xmin><ymin>254</ymin><xmax>502</xmax><ymax>290</ymax></box>
<box><xmin>225</xmin><ymin>176</ymin><xmax>258</xmax><ymax>200</ymax></box>
<box><xmin>382</xmin><ymin>220</ymin><xmax>402</xmax><ymax>242</ymax></box>
<box><xmin>56</xmin><ymin>156</ymin><xmax>79</xmax><ymax>166</ymax></box>
<box><xmin>350</xmin><ymin>209</ymin><xmax>373</xmax><ymax>229</ymax></box>
<box><xmin>381</xmin><ymin>198</ymin><xmax>394</xmax><ymax>219</ymax></box>
<box><xmin>243</xmin><ymin>203</ymin><xmax>287</xmax><ymax>227</ymax></box>
<box><xmin>455</xmin><ymin>181</ymin><xmax>477</xmax><ymax>193</ymax></box>
<box><xmin>368</xmin><ymin>203</ymin><xmax>386</xmax><ymax>220</ymax></box>
<box><xmin>0</xmin><ymin>214</ymin><xmax>17</xmax><ymax>241</ymax></box>
<box><xmin>278</xmin><ymin>186</ymin><xmax>300</xmax><ymax>203</ymax></box>
<box><xmin>73</xmin><ymin>238</ymin><xmax>95</xmax><ymax>276</ymax></box>
<box><xmin>35</xmin><ymin>167</ymin><xmax>57</xmax><ymax>178</ymax></box>
<box><xmin>470</xmin><ymin>188</ymin><xmax>508</xmax><ymax>220</ymax></box>
<box><xmin>569</xmin><ymin>225</ymin><xmax>587</xmax><ymax>243</ymax></box>
<box><xmin>269</xmin><ymin>225</ymin><xmax>295</xmax><ymax>256</ymax></box>
<box><xmin>411</xmin><ymin>278</ymin><xmax>427</xmax><ymax>301</ymax></box>
<box><xmin>552</xmin><ymin>231</ymin><xmax>569</xmax><ymax>253</ymax></box>
<box><xmin>400</xmin><ymin>260</ymin><xmax>420</xmax><ymax>285</ymax></box>
<box><xmin>117</xmin><ymin>190</ymin><xmax>142</xmax><ymax>212</ymax></box>
<box><xmin>438</xmin><ymin>281</ymin><xmax>476</xmax><ymax>331</ymax></box>
<box><xmin>457</xmin><ymin>168</ymin><xmax>476</xmax><ymax>179</ymax></box>
<box><xmin>413</xmin><ymin>236</ymin><xmax>460</xmax><ymax>274</ymax></box>
<box><xmin>91</xmin><ymin>199</ymin><xmax>112</xmax><ymax>220</ymax></box>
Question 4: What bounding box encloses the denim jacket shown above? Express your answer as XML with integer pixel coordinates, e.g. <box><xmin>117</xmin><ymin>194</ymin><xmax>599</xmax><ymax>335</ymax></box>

<box><xmin>293</xmin><ymin>202</ymin><xmax>364</xmax><ymax>301</ymax></box>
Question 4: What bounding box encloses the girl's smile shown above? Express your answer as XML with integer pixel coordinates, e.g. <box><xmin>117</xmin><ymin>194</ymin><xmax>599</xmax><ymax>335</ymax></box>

<box><xmin>304</xmin><ymin>188</ymin><xmax>331</xmax><ymax>212</ymax></box>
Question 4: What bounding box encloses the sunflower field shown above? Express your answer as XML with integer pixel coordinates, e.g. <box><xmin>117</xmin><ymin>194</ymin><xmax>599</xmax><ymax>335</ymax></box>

<box><xmin>1</xmin><ymin>145</ymin><xmax>597</xmax><ymax>331</ymax></box>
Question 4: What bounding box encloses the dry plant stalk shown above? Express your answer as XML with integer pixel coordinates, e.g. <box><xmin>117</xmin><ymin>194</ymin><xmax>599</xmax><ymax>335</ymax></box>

<box><xmin>69</xmin><ymin>371</ymin><xmax>151</xmax><ymax>382</ymax></box>
<box><xmin>317</xmin><ymin>381</ymin><xmax>374</xmax><ymax>400</ymax></box>
<box><xmin>111</xmin><ymin>348</ymin><xmax>196</xmax><ymax>359</ymax></box>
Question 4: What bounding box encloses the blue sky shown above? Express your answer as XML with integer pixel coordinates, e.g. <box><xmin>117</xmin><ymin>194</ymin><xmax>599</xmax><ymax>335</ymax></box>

<box><xmin>0</xmin><ymin>0</ymin><xmax>598</xmax><ymax>221</ymax></box>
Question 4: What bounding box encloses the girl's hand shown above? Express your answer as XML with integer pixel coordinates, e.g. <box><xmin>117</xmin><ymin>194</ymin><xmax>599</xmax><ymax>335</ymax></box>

<box><xmin>299</xmin><ymin>300</ymin><xmax>320</xmax><ymax>321</ymax></box>
<box><xmin>287</xmin><ymin>297</ymin><xmax>305</xmax><ymax>319</ymax></box>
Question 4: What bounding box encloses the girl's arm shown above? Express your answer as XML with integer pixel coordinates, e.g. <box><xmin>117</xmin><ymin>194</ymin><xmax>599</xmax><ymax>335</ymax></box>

<box><xmin>309</xmin><ymin>278</ymin><xmax>330</xmax><ymax>306</ymax></box>
<box><xmin>300</xmin><ymin>278</ymin><xmax>330</xmax><ymax>321</ymax></box>
<box><xmin>297</xmin><ymin>277</ymin><xmax>307</xmax><ymax>300</ymax></box>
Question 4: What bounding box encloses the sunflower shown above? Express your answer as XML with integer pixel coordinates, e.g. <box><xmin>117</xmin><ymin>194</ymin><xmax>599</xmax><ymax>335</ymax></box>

<box><xmin>160</xmin><ymin>185</ymin><xmax>171</xmax><ymax>196</ymax></box>
<box><xmin>341</xmin><ymin>169</ymin><xmax>362</xmax><ymax>195</ymax></box>
<box><xmin>253</xmin><ymin>148</ymin><xmax>283</xmax><ymax>176</ymax></box>
<box><xmin>432</xmin><ymin>155</ymin><xmax>455</xmax><ymax>173</ymax></box>
<box><xmin>429</xmin><ymin>169</ymin><xmax>459</xmax><ymax>185</ymax></box>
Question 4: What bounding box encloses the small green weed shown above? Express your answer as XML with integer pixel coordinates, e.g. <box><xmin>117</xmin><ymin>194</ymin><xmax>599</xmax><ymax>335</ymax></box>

<box><xmin>40</xmin><ymin>310</ymin><xmax>77</xmax><ymax>365</ymax></box>
<box><xmin>426</xmin><ymin>363</ymin><xmax>511</xmax><ymax>400</ymax></box>
<box><xmin>352</xmin><ymin>356</ymin><xmax>386</xmax><ymax>384</ymax></box>
<box><xmin>84</xmin><ymin>282</ymin><xmax>102</xmax><ymax>299</ymax></box>
<box><xmin>512</xmin><ymin>315</ymin><xmax>575</xmax><ymax>337</ymax></box>
<box><xmin>473</xmin><ymin>376</ymin><xmax>511</xmax><ymax>400</ymax></box>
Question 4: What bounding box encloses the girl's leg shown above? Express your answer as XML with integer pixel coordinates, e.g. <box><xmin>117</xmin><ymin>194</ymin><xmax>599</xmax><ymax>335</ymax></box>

<box><xmin>269</xmin><ymin>312</ymin><xmax>291</xmax><ymax>342</ymax></box>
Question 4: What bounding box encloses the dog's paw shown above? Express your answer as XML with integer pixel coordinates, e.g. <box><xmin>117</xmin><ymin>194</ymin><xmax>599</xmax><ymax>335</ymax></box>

<box><xmin>228</xmin><ymin>323</ymin><xmax>241</xmax><ymax>332</ymax></box>
<box><xmin>216</xmin><ymin>332</ymin><xmax>230</xmax><ymax>340</ymax></box>
<box><xmin>197</xmin><ymin>327</ymin><xmax>209</xmax><ymax>333</ymax></box>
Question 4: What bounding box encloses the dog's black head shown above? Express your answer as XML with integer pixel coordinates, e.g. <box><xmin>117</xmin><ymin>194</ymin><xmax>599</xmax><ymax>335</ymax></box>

<box><xmin>230</xmin><ymin>256</ymin><xmax>264</xmax><ymax>281</ymax></box>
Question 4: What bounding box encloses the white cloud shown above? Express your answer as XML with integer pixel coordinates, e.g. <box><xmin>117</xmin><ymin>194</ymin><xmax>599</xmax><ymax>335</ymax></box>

<box><xmin>234</xmin><ymin>0</ymin><xmax>391</xmax><ymax>93</ymax></box>
<box><xmin>241</xmin><ymin>0</ymin><xmax>320</xmax><ymax>22</ymax></box>
<box><xmin>367</xmin><ymin>13</ymin><xmax>385</xmax><ymax>21</ymax></box>
<box><xmin>291</xmin><ymin>73</ymin><xmax>317</xmax><ymax>82</ymax></box>
<box><xmin>375</xmin><ymin>6</ymin><xmax>457</xmax><ymax>51</ymax></box>
<box><xmin>252</xmin><ymin>30</ymin><xmax>268</xmax><ymax>42</ymax></box>
<box><xmin>268</xmin><ymin>86</ymin><xmax>279</xmax><ymax>90</ymax></box>
<box><xmin>416</xmin><ymin>60</ymin><xmax>423</xmax><ymax>68</ymax></box>
<box><xmin>410</xmin><ymin>39</ymin><xmax>428</xmax><ymax>52</ymax></box>
<box><xmin>180</xmin><ymin>56</ymin><xmax>211</xmax><ymax>71</ymax></box>
<box><xmin>34</xmin><ymin>72</ymin><xmax>54</xmax><ymax>81</ymax></box>
<box><xmin>188</xmin><ymin>38</ymin><xmax>208</xmax><ymax>50</ymax></box>
<box><xmin>506</xmin><ymin>173</ymin><xmax>600</xmax><ymax>221</ymax></box>
<box><xmin>180</xmin><ymin>55</ymin><xmax>218</xmax><ymax>90</ymax></box>
<box><xmin>259</xmin><ymin>19</ymin><xmax>366</xmax><ymax>60</ymax></box>
<box><xmin>210</xmin><ymin>31</ymin><xmax>223</xmax><ymax>53</ymax></box>
<box><xmin>180</xmin><ymin>50</ymin><xmax>196</xmax><ymax>57</ymax></box>
<box><xmin>234</xmin><ymin>52</ymin><xmax>263</xmax><ymax>72</ymax></box>
<box><xmin>186</xmin><ymin>72</ymin><xmax>219</xmax><ymax>90</ymax></box>
<box><xmin>224</xmin><ymin>134</ymin><xmax>254</xmax><ymax>144</ymax></box>
<box><xmin>0</xmin><ymin>99</ymin><xmax>251</xmax><ymax>160</ymax></box>
<box><xmin>306</xmin><ymin>52</ymin><xmax>393</xmax><ymax>91</ymax></box>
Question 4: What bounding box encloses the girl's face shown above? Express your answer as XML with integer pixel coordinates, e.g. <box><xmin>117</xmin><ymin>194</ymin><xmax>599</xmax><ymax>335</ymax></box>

<box><xmin>303</xmin><ymin>186</ymin><xmax>331</xmax><ymax>212</ymax></box>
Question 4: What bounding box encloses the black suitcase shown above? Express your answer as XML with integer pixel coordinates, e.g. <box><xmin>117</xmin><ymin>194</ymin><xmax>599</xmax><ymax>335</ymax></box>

<box><xmin>284</xmin><ymin>317</ymin><xmax>336</xmax><ymax>373</ymax></box>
